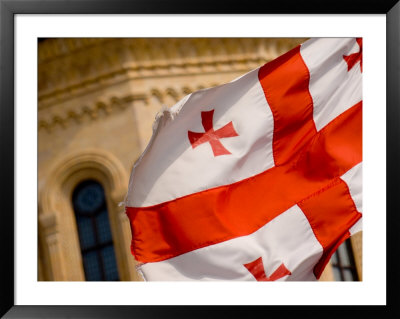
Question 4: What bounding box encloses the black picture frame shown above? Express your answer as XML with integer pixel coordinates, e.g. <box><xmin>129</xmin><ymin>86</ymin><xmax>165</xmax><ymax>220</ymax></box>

<box><xmin>1</xmin><ymin>0</ymin><xmax>399</xmax><ymax>318</ymax></box>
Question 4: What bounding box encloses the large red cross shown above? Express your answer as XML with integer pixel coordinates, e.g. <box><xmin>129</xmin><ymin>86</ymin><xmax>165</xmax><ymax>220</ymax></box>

<box><xmin>256</xmin><ymin>45</ymin><xmax>362</xmax><ymax>277</ymax></box>
<box><xmin>188</xmin><ymin>109</ymin><xmax>238</xmax><ymax>156</ymax></box>
<box><xmin>126</xmin><ymin>44</ymin><xmax>362</xmax><ymax>279</ymax></box>
<box><xmin>244</xmin><ymin>257</ymin><xmax>291</xmax><ymax>281</ymax></box>
<box><xmin>343</xmin><ymin>38</ymin><xmax>362</xmax><ymax>72</ymax></box>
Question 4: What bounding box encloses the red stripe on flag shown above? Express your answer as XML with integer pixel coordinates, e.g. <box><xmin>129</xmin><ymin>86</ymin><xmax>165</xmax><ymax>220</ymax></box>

<box><xmin>126</xmin><ymin>102</ymin><xmax>362</xmax><ymax>263</ymax></box>
<box><xmin>298</xmin><ymin>178</ymin><xmax>362</xmax><ymax>278</ymax></box>
<box><xmin>258</xmin><ymin>45</ymin><xmax>317</xmax><ymax>166</ymax></box>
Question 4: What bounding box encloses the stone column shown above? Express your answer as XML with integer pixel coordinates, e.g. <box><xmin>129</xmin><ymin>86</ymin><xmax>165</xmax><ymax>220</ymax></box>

<box><xmin>350</xmin><ymin>231</ymin><xmax>363</xmax><ymax>281</ymax></box>
<box><xmin>117</xmin><ymin>208</ymin><xmax>143</xmax><ymax>281</ymax></box>
<box><xmin>110</xmin><ymin>188</ymin><xmax>143</xmax><ymax>281</ymax></box>
<box><xmin>319</xmin><ymin>262</ymin><xmax>335</xmax><ymax>281</ymax></box>
<box><xmin>38</xmin><ymin>213</ymin><xmax>67</xmax><ymax>281</ymax></box>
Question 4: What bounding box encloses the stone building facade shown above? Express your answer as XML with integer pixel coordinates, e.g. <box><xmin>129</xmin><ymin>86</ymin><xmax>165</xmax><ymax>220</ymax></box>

<box><xmin>38</xmin><ymin>38</ymin><xmax>362</xmax><ymax>281</ymax></box>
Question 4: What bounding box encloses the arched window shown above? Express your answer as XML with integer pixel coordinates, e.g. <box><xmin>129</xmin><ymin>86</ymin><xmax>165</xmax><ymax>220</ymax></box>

<box><xmin>72</xmin><ymin>180</ymin><xmax>120</xmax><ymax>281</ymax></box>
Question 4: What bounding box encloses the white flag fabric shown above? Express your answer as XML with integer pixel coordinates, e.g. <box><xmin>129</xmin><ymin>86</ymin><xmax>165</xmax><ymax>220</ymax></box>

<box><xmin>124</xmin><ymin>38</ymin><xmax>362</xmax><ymax>281</ymax></box>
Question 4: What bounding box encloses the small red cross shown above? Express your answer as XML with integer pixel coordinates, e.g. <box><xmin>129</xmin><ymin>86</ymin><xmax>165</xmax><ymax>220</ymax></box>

<box><xmin>343</xmin><ymin>38</ymin><xmax>362</xmax><ymax>72</ymax></box>
<box><xmin>188</xmin><ymin>109</ymin><xmax>239</xmax><ymax>156</ymax></box>
<box><xmin>243</xmin><ymin>257</ymin><xmax>291</xmax><ymax>281</ymax></box>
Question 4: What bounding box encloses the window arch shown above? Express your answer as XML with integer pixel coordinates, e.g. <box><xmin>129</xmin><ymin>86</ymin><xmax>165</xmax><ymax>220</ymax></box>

<box><xmin>72</xmin><ymin>179</ymin><xmax>120</xmax><ymax>281</ymax></box>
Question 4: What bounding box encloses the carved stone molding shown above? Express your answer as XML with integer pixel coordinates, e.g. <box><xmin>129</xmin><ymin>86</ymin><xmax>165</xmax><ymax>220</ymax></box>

<box><xmin>38</xmin><ymin>84</ymin><xmax>220</xmax><ymax>132</ymax></box>
<box><xmin>39</xmin><ymin>213</ymin><xmax>58</xmax><ymax>237</ymax></box>
<box><xmin>38</xmin><ymin>94</ymin><xmax>145</xmax><ymax>132</ymax></box>
<box><xmin>39</xmin><ymin>38</ymin><xmax>307</xmax><ymax>106</ymax></box>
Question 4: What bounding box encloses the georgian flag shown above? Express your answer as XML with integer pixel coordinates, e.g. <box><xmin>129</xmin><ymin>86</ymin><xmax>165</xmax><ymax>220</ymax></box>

<box><xmin>124</xmin><ymin>38</ymin><xmax>362</xmax><ymax>281</ymax></box>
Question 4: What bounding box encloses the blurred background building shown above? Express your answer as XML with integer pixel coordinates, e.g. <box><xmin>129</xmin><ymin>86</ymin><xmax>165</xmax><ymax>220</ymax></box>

<box><xmin>38</xmin><ymin>38</ymin><xmax>362</xmax><ymax>282</ymax></box>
